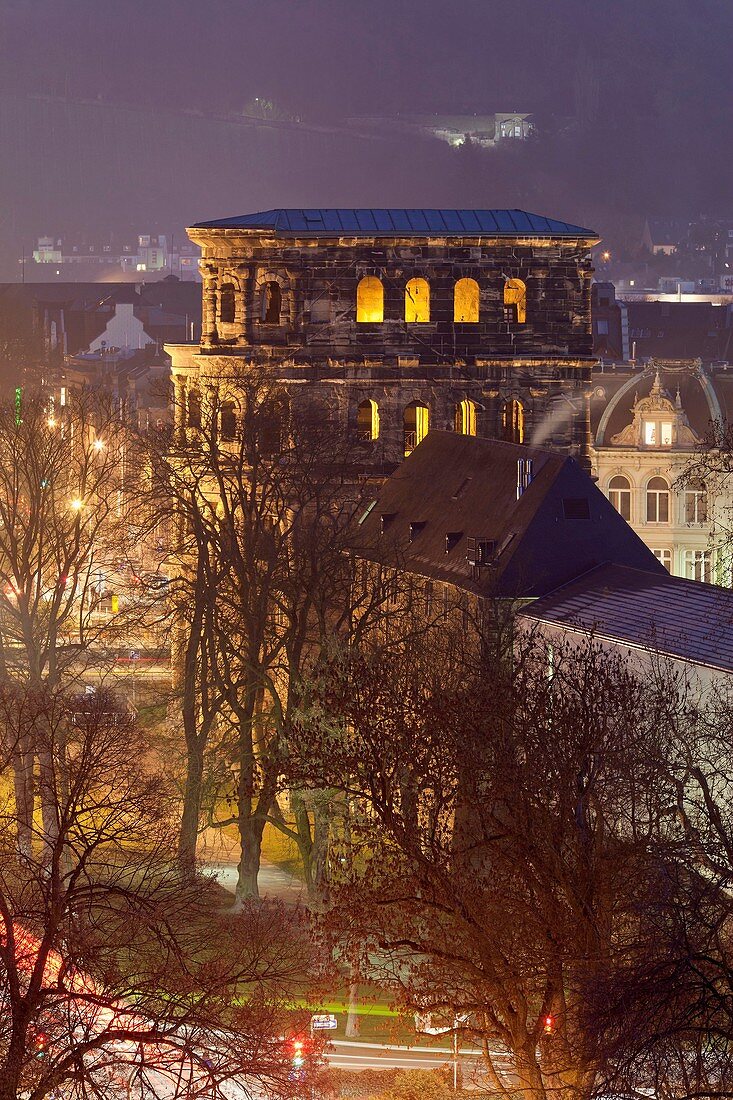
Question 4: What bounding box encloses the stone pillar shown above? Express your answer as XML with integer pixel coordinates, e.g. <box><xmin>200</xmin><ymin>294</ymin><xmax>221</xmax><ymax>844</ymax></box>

<box><xmin>577</xmin><ymin>391</ymin><xmax>594</xmax><ymax>476</ymax></box>
<box><xmin>201</xmin><ymin>264</ymin><xmax>219</xmax><ymax>347</ymax></box>
<box><xmin>235</xmin><ymin>266</ymin><xmax>250</xmax><ymax>345</ymax></box>
<box><xmin>174</xmin><ymin>377</ymin><xmax>186</xmax><ymax>442</ymax></box>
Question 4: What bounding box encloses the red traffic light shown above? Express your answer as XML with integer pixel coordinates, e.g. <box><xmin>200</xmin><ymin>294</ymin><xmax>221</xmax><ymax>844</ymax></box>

<box><xmin>34</xmin><ymin>1031</ymin><xmax>50</xmax><ymax>1056</ymax></box>
<box><xmin>542</xmin><ymin>1014</ymin><xmax>554</xmax><ymax>1035</ymax></box>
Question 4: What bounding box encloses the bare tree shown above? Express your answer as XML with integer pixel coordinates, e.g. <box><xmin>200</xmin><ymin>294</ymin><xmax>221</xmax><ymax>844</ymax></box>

<box><xmin>148</xmin><ymin>369</ymin><xmax>381</xmax><ymax>900</ymax></box>
<box><xmin>0</xmin><ymin>684</ymin><xmax>314</xmax><ymax>1100</ymax></box>
<box><xmin>0</xmin><ymin>389</ymin><xmax>143</xmax><ymax>855</ymax></box>
<box><xmin>291</xmin><ymin>631</ymin><xmax>685</xmax><ymax>1100</ymax></box>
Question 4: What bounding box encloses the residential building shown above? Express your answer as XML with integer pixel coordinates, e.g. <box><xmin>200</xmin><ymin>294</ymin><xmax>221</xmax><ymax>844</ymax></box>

<box><xmin>591</xmin><ymin>362</ymin><xmax>733</xmax><ymax>584</ymax></box>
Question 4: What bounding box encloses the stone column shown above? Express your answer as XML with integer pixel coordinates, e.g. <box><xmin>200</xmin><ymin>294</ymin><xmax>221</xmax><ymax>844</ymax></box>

<box><xmin>174</xmin><ymin>377</ymin><xmax>186</xmax><ymax>442</ymax></box>
<box><xmin>201</xmin><ymin>263</ymin><xmax>219</xmax><ymax>346</ymax></box>
<box><xmin>235</xmin><ymin>266</ymin><xmax>250</xmax><ymax>345</ymax></box>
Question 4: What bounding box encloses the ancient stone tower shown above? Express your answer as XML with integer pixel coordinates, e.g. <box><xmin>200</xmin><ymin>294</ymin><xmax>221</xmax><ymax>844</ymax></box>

<box><xmin>167</xmin><ymin>208</ymin><xmax>599</xmax><ymax>470</ymax></box>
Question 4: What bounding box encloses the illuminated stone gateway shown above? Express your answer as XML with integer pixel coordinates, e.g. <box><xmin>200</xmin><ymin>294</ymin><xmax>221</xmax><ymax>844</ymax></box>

<box><xmin>167</xmin><ymin>208</ymin><xmax>600</xmax><ymax>471</ymax></box>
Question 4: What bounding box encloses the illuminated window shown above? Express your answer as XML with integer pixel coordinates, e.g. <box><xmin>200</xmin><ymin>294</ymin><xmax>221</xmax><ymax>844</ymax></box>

<box><xmin>652</xmin><ymin>548</ymin><xmax>672</xmax><ymax>572</ymax></box>
<box><xmin>356</xmin><ymin>276</ymin><xmax>384</xmax><ymax>323</ymax></box>
<box><xmin>684</xmin><ymin>478</ymin><xmax>707</xmax><ymax>524</ymax></box>
<box><xmin>646</xmin><ymin>476</ymin><xmax>670</xmax><ymax>523</ymax></box>
<box><xmin>684</xmin><ymin>549</ymin><xmax>711</xmax><ymax>583</ymax></box>
<box><xmin>501</xmin><ymin>399</ymin><xmax>524</xmax><ymax>444</ymax></box>
<box><xmin>454</xmin><ymin>399</ymin><xmax>477</xmax><ymax>436</ymax></box>
<box><xmin>405</xmin><ymin>278</ymin><xmax>430</xmax><ymax>323</ymax></box>
<box><xmin>404</xmin><ymin>402</ymin><xmax>429</xmax><ymax>455</ymax></box>
<box><xmin>644</xmin><ymin>420</ymin><xmax>674</xmax><ymax>446</ymax></box>
<box><xmin>357</xmin><ymin>399</ymin><xmax>380</xmax><ymax>441</ymax></box>
<box><xmin>454</xmin><ymin>278</ymin><xmax>479</xmax><ymax>323</ymax></box>
<box><xmin>261</xmin><ymin>282</ymin><xmax>282</xmax><ymax>324</ymax></box>
<box><xmin>220</xmin><ymin>283</ymin><xmax>236</xmax><ymax>324</ymax></box>
<box><xmin>504</xmin><ymin>278</ymin><xmax>527</xmax><ymax>324</ymax></box>
<box><xmin>608</xmin><ymin>475</ymin><xmax>632</xmax><ymax>521</ymax></box>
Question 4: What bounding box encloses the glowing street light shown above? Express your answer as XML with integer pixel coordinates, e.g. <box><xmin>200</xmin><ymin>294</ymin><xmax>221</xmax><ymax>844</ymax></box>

<box><xmin>601</xmin><ymin>250</ymin><xmax>611</xmax><ymax>262</ymax></box>
<box><xmin>70</xmin><ymin>498</ymin><xmax>84</xmax><ymax>512</ymax></box>
<box><xmin>93</xmin><ymin>438</ymin><xmax>105</xmax><ymax>452</ymax></box>
<box><xmin>47</xmin><ymin>417</ymin><xmax>56</xmax><ymax>429</ymax></box>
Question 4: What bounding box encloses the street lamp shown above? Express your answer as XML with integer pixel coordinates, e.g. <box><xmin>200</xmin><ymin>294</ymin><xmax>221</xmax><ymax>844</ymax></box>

<box><xmin>93</xmin><ymin>438</ymin><xmax>105</xmax><ymax>452</ymax></box>
<box><xmin>70</xmin><ymin>498</ymin><xmax>84</xmax><ymax>512</ymax></box>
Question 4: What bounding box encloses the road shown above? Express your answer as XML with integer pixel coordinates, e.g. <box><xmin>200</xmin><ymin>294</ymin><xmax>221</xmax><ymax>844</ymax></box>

<box><xmin>324</xmin><ymin>1039</ymin><xmax>515</xmax><ymax>1086</ymax></box>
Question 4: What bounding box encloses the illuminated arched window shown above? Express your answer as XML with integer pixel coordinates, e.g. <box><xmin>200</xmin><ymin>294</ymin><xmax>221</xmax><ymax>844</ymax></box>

<box><xmin>504</xmin><ymin>278</ymin><xmax>527</xmax><ymax>324</ymax></box>
<box><xmin>646</xmin><ymin>476</ymin><xmax>670</xmax><ymax>523</ymax></box>
<box><xmin>501</xmin><ymin>399</ymin><xmax>524</xmax><ymax>444</ymax></box>
<box><xmin>405</xmin><ymin>278</ymin><xmax>430</xmax><ymax>323</ymax></box>
<box><xmin>357</xmin><ymin>399</ymin><xmax>380</xmax><ymax>441</ymax></box>
<box><xmin>454</xmin><ymin>399</ymin><xmax>477</xmax><ymax>436</ymax></box>
<box><xmin>356</xmin><ymin>276</ymin><xmax>384</xmax><ymax>323</ymax></box>
<box><xmin>404</xmin><ymin>402</ymin><xmax>429</xmax><ymax>455</ymax></box>
<box><xmin>454</xmin><ymin>278</ymin><xmax>480</xmax><ymax>323</ymax></box>
<box><xmin>220</xmin><ymin>282</ymin><xmax>236</xmax><ymax>324</ymax></box>
<box><xmin>608</xmin><ymin>475</ymin><xmax>631</xmax><ymax>521</ymax></box>
<box><xmin>261</xmin><ymin>281</ymin><xmax>282</xmax><ymax>324</ymax></box>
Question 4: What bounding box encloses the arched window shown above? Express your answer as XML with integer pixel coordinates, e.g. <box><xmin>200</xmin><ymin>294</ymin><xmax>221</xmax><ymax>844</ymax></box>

<box><xmin>187</xmin><ymin>387</ymin><xmax>201</xmax><ymax>430</ymax></box>
<box><xmin>261</xmin><ymin>281</ymin><xmax>282</xmax><ymax>324</ymax></box>
<box><xmin>684</xmin><ymin>477</ymin><xmax>707</xmax><ymax>524</ymax></box>
<box><xmin>454</xmin><ymin>399</ymin><xmax>477</xmax><ymax>436</ymax></box>
<box><xmin>220</xmin><ymin>401</ymin><xmax>237</xmax><ymax>442</ymax></box>
<box><xmin>646</xmin><ymin>476</ymin><xmax>670</xmax><ymax>523</ymax></box>
<box><xmin>608</xmin><ymin>475</ymin><xmax>632</xmax><ymax>521</ymax></box>
<box><xmin>501</xmin><ymin>399</ymin><xmax>524</xmax><ymax>444</ymax></box>
<box><xmin>219</xmin><ymin>282</ymin><xmax>236</xmax><ymax>324</ymax></box>
<box><xmin>356</xmin><ymin>276</ymin><xmax>384</xmax><ymax>323</ymax></box>
<box><xmin>405</xmin><ymin>278</ymin><xmax>430</xmax><ymax>323</ymax></box>
<box><xmin>454</xmin><ymin>278</ymin><xmax>480</xmax><ymax>323</ymax></box>
<box><xmin>504</xmin><ymin>278</ymin><xmax>527</xmax><ymax>324</ymax></box>
<box><xmin>357</xmin><ymin>399</ymin><xmax>380</xmax><ymax>441</ymax></box>
<box><xmin>404</xmin><ymin>402</ymin><xmax>429</xmax><ymax>455</ymax></box>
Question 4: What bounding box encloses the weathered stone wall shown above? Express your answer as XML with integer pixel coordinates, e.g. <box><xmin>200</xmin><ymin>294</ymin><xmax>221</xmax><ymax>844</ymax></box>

<box><xmin>169</xmin><ymin>227</ymin><xmax>596</xmax><ymax>471</ymax></box>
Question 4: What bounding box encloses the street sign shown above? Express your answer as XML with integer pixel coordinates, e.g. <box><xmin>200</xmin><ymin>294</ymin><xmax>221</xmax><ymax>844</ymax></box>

<box><xmin>129</xmin><ymin>650</ymin><xmax>140</xmax><ymax>661</ymax></box>
<box><xmin>310</xmin><ymin>1013</ymin><xmax>338</xmax><ymax>1031</ymax></box>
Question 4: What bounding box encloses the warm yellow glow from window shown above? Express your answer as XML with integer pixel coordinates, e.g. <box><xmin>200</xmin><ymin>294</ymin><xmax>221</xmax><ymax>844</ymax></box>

<box><xmin>504</xmin><ymin>278</ymin><xmax>527</xmax><ymax>324</ymax></box>
<box><xmin>455</xmin><ymin>399</ymin><xmax>477</xmax><ymax>436</ymax></box>
<box><xmin>356</xmin><ymin>276</ymin><xmax>384</xmax><ymax>323</ymax></box>
<box><xmin>357</xmin><ymin>399</ymin><xmax>380</xmax><ymax>441</ymax></box>
<box><xmin>404</xmin><ymin>402</ymin><xmax>429</xmax><ymax>454</ymax></box>
<box><xmin>454</xmin><ymin>278</ymin><xmax>480</xmax><ymax>323</ymax></box>
<box><xmin>405</xmin><ymin>278</ymin><xmax>430</xmax><ymax>323</ymax></box>
<box><xmin>502</xmin><ymin>399</ymin><xmax>524</xmax><ymax>444</ymax></box>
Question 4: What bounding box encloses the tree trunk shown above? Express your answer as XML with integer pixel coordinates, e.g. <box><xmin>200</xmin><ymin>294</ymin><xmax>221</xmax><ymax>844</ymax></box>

<box><xmin>178</xmin><ymin>740</ymin><xmax>204</xmax><ymax>873</ymax></box>
<box><xmin>12</xmin><ymin>733</ymin><xmax>33</xmax><ymax>859</ymax></box>
<box><xmin>236</xmin><ymin>812</ymin><xmax>264</xmax><ymax>901</ymax></box>
<box><xmin>345</xmin><ymin>960</ymin><xmax>360</xmax><ymax>1039</ymax></box>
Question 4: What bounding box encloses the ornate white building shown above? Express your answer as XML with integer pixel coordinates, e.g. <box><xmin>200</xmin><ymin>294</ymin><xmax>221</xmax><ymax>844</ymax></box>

<box><xmin>592</xmin><ymin>362</ymin><xmax>733</xmax><ymax>584</ymax></box>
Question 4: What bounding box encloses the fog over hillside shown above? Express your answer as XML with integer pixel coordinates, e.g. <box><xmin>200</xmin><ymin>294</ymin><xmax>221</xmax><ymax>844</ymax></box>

<box><xmin>0</xmin><ymin>0</ymin><xmax>730</xmax><ymax>273</ymax></box>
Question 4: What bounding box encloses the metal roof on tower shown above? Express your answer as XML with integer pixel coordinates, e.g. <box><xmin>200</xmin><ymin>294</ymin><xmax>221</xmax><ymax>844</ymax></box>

<box><xmin>189</xmin><ymin>208</ymin><xmax>598</xmax><ymax>238</ymax></box>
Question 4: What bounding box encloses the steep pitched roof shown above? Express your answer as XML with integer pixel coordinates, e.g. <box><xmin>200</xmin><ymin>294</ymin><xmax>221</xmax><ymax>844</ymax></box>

<box><xmin>351</xmin><ymin>433</ymin><xmax>663</xmax><ymax>599</ymax></box>
<box><xmin>190</xmin><ymin>208</ymin><xmax>598</xmax><ymax>239</ymax></box>
<box><xmin>519</xmin><ymin>563</ymin><xmax>733</xmax><ymax>674</ymax></box>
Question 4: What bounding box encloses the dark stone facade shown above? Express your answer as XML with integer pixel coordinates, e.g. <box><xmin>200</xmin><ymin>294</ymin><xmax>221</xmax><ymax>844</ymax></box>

<box><xmin>167</xmin><ymin>209</ymin><xmax>599</xmax><ymax>470</ymax></box>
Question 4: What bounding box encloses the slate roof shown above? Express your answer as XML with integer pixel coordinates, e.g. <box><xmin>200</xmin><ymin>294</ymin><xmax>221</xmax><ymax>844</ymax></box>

<box><xmin>519</xmin><ymin>563</ymin><xmax>733</xmax><ymax>674</ymax></box>
<box><xmin>351</xmin><ymin>433</ymin><xmax>662</xmax><ymax>600</ymax></box>
<box><xmin>190</xmin><ymin>208</ymin><xmax>598</xmax><ymax>239</ymax></box>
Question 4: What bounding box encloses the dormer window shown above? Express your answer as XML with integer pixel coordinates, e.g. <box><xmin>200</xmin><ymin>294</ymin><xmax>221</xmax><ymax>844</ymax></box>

<box><xmin>643</xmin><ymin>420</ymin><xmax>673</xmax><ymax>447</ymax></box>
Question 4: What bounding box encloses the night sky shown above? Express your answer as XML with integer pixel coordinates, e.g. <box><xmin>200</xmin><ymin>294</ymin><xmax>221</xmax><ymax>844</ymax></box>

<box><xmin>0</xmin><ymin>0</ymin><xmax>730</xmax><ymax>269</ymax></box>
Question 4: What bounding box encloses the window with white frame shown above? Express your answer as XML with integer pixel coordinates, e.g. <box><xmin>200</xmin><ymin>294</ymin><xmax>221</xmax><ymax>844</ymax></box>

<box><xmin>646</xmin><ymin>476</ymin><xmax>670</xmax><ymax>523</ymax></box>
<box><xmin>652</xmin><ymin>548</ymin><xmax>672</xmax><ymax>572</ymax></box>
<box><xmin>608</xmin><ymin>474</ymin><xmax>632</xmax><ymax>521</ymax></box>
<box><xmin>683</xmin><ymin>478</ymin><xmax>707</xmax><ymax>524</ymax></box>
<box><xmin>683</xmin><ymin>549</ymin><xmax>711</xmax><ymax>583</ymax></box>
<box><xmin>643</xmin><ymin>420</ymin><xmax>673</xmax><ymax>446</ymax></box>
